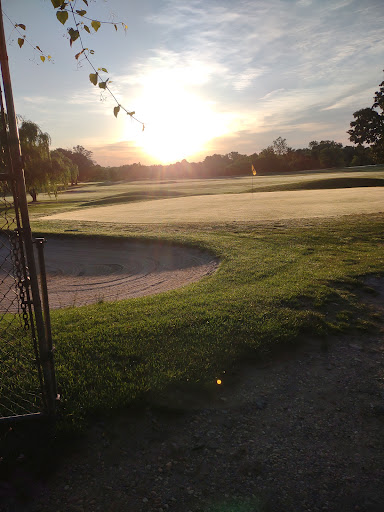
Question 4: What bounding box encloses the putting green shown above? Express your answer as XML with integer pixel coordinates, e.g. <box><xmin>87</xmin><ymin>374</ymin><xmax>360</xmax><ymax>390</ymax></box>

<box><xmin>42</xmin><ymin>188</ymin><xmax>384</xmax><ymax>224</ymax></box>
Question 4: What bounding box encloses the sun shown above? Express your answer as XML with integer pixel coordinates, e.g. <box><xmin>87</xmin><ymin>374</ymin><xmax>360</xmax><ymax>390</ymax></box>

<box><xmin>123</xmin><ymin>72</ymin><xmax>230</xmax><ymax>164</ymax></box>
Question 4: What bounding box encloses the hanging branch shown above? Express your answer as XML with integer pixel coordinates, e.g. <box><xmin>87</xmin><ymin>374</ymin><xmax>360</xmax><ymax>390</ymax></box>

<box><xmin>53</xmin><ymin>0</ymin><xmax>144</xmax><ymax>129</ymax></box>
<box><xmin>5</xmin><ymin>0</ymin><xmax>144</xmax><ymax>129</ymax></box>
<box><xmin>2</xmin><ymin>11</ymin><xmax>52</xmax><ymax>62</ymax></box>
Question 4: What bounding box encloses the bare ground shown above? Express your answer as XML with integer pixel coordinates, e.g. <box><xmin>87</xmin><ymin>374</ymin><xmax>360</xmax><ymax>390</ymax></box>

<box><xmin>1</xmin><ymin>277</ymin><xmax>383</xmax><ymax>512</ymax></box>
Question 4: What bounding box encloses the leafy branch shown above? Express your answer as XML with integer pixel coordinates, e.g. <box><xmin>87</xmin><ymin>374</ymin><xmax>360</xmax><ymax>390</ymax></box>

<box><xmin>51</xmin><ymin>0</ymin><xmax>144</xmax><ymax>127</ymax></box>
<box><xmin>2</xmin><ymin>11</ymin><xmax>52</xmax><ymax>63</ymax></box>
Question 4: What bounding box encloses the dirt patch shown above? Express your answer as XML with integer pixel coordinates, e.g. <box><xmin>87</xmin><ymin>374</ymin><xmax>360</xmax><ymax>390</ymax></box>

<box><xmin>2</xmin><ymin>277</ymin><xmax>383</xmax><ymax>512</ymax></box>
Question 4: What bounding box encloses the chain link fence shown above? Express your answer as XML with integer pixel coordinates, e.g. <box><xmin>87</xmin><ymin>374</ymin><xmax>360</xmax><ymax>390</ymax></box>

<box><xmin>0</xmin><ymin>176</ymin><xmax>47</xmax><ymax>421</ymax></box>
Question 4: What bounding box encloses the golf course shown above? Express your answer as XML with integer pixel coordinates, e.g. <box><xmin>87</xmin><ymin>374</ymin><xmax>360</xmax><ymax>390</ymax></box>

<box><xmin>3</xmin><ymin>165</ymin><xmax>384</xmax><ymax>512</ymax></box>
<box><xmin>26</xmin><ymin>165</ymin><xmax>384</xmax><ymax>428</ymax></box>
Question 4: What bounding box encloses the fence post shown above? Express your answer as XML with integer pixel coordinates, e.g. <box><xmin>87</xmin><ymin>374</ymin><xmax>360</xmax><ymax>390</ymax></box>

<box><xmin>35</xmin><ymin>238</ymin><xmax>58</xmax><ymax>404</ymax></box>
<box><xmin>0</xmin><ymin>2</ymin><xmax>57</xmax><ymax>416</ymax></box>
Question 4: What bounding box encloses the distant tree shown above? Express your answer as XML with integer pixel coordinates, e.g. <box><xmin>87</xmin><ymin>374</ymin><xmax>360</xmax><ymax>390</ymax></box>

<box><xmin>309</xmin><ymin>140</ymin><xmax>344</xmax><ymax>168</ymax></box>
<box><xmin>253</xmin><ymin>146</ymin><xmax>282</xmax><ymax>174</ymax></box>
<box><xmin>225</xmin><ymin>153</ymin><xmax>250</xmax><ymax>176</ymax></box>
<box><xmin>56</xmin><ymin>145</ymin><xmax>94</xmax><ymax>182</ymax></box>
<box><xmin>288</xmin><ymin>148</ymin><xmax>316</xmax><ymax>171</ymax></box>
<box><xmin>50</xmin><ymin>149</ymin><xmax>78</xmax><ymax>193</ymax></box>
<box><xmin>18</xmin><ymin>119</ymin><xmax>51</xmax><ymax>201</ymax></box>
<box><xmin>17</xmin><ymin>119</ymin><xmax>74</xmax><ymax>201</ymax></box>
<box><xmin>202</xmin><ymin>154</ymin><xmax>230</xmax><ymax>177</ymax></box>
<box><xmin>273</xmin><ymin>137</ymin><xmax>290</xmax><ymax>156</ymax></box>
<box><xmin>348</xmin><ymin>74</ymin><xmax>384</xmax><ymax>162</ymax></box>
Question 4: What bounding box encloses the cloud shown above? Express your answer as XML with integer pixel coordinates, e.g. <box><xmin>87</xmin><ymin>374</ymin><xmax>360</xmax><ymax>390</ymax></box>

<box><xmin>322</xmin><ymin>87</ymin><xmax>377</xmax><ymax>111</ymax></box>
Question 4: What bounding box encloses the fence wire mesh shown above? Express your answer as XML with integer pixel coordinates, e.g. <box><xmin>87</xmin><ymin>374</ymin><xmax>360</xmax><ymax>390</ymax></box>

<box><xmin>0</xmin><ymin>185</ymin><xmax>44</xmax><ymax>420</ymax></box>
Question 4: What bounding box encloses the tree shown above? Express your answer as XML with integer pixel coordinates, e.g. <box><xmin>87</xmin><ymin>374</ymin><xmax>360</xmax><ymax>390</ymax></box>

<box><xmin>348</xmin><ymin>75</ymin><xmax>384</xmax><ymax>163</ymax></box>
<box><xmin>55</xmin><ymin>145</ymin><xmax>94</xmax><ymax>182</ymax></box>
<box><xmin>18</xmin><ymin>119</ymin><xmax>51</xmax><ymax>201</ymax></box>
<box><xmin>50</xmin><ymin>149</ymin><xmax>78</xmax><ymax>191</ymax></box>
<box><xmin>309</xmin><ymin>140</ymin><xmax>345</xmax><ymax>168</ymax></box>
<box><xmin>18</xmin><ymin>119</ymin><xmax>74</xmax><ymax>201</ymax></box>
<box><xmin>273</xmin><ymin>137</ymin><xmax>290</xmax><ymax>156</ymax></box>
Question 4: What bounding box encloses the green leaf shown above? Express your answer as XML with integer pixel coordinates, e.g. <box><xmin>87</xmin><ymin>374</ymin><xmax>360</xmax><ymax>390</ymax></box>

<box><xmin>56</xmin><ymin>11</ymin><xmax>68</xmax><ymax>25</ymax></box>
<box><xmin>99</xmin><ymin>81</ymin><xmax>107</xmax><ymax>89</ymax></box>
<box><xmin>89</xmin><ymin>73</ymin><xmax>98</xmax><ymax>86</ymax></box>
<box><xmin>17</xmin><ymin>38</ymin><xmax>24</xmax><ymax>48</ymax></box>
<box><xmin>40</xmin><ymin>56</ymin><xmax>46</xmax><ymax>62</ymax></box>
<box><xmin>84</xmin><ymin>25</ymin><xmax>90</xmax><ymax>33</ymax></box>
<box><xmin>113</xmin><ymin>105</ymin><xmax>120</xmax><ymax>118</ymax></box>
<box><xmin>16</xmin><ymin>23</ymin><xmax>26</xmax><ymax>30</ymax></box>
<box><xmin>51</xmin><ymin>0</ymin><xmax>65</xmax><ymax>7</ymax></box>
<box><xmin>68</xmin><ymin>28</ymin><xmax>79</xmax><ymax>42</ymax></box>
<box><xmin>100</xmin><ymin>67</ymin><xmax>108</xmax><ymax>73</ymax></box>
<box><xmin>76</xmin><ymin>10</ymin><xmax>87</xmax><ymax>16</ymax></box>
<box><xmin>91</xmin><ymin>20</ymin><xmax>101</xmax><ymax>32</ymax></box>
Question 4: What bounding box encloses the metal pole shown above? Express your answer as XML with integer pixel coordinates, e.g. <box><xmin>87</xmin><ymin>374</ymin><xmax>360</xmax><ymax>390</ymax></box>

<box><xmin>35</xmin><ymin>238</ymin><xmax>58</xmax><ymax>401</ymax></box>
<box><xmin>0</xmin><ymin>2</ymin><xmax>57</xmax><ymax>416</ymax></box>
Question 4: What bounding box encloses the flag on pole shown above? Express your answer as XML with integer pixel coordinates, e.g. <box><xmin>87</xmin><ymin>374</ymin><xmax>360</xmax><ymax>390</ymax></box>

<box><xmin>252</xmin><ymin>164</ymin><xmax>256</xmax><ymax>176</ymax></box>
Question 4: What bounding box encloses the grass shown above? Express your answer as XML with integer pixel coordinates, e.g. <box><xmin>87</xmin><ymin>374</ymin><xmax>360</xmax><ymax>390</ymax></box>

<box><xmin>3</xmin><ymin>168</ymin><xmax>384</xmax><ymax>430</ymax></box>
<box><xmin>250</xmin><ymin>176</ymin><xmax>384</xmax><ymax>192</ymax></box>
<box><xmin>28</xmin><ymin>165</ymin><xmax>384</xmax><ymax>218</ymax></box>
<box><xmin>29</xmin><ymin>211</ymin><xmax>384</xmax><ymax>431</ymax></box>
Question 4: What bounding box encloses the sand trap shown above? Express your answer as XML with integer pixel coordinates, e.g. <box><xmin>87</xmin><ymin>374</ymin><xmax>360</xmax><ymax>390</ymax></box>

<box><xmin>42</xmin><ymin>188</ymin><xmax>384</xmax><ymax>224</ymax></box>
<box><xmin>0</xmin><ymin>237</ymin><xmax>218</xmax><ymax>310</ymax></box>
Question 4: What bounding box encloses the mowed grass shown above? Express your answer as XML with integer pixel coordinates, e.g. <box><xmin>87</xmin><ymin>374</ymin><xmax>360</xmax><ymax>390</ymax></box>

<box><xmin>41</xmin><ymin>188</ymin><xmax>384</xmax><ymax>224</ymax></box>
<box><xmin>30</xmin><ymin>211</ymin><xmax>384</xmax><ymax>430</ymax></box>
<box><xmin>29</xmin><ymin>165</ymin><xmax>384</xmax><ymax>218</ymax></box>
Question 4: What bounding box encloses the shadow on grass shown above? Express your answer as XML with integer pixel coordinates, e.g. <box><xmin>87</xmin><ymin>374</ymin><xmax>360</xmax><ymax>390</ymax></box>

<box><xmin>80</xmin><ymin>190</ymin><xmax>186</xmax><ymax>207</ymax></box>
<box><xmin>250</xmin><ymin>177</ymin><xmax>384</xmax><ymax>193</ymax></box>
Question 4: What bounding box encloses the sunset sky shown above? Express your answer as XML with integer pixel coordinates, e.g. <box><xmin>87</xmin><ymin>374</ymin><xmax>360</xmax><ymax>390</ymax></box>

<box><xmin>3</xmin><ymin>0</ymin><xmax>384</xmax><ymax>166</ymax></box>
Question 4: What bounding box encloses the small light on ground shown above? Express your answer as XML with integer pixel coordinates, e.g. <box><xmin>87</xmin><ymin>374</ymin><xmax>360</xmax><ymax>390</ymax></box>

<box><xmin>216</xmin><ymin>379</ymin><xmax>222</xmax><ymax>385</ymax></box>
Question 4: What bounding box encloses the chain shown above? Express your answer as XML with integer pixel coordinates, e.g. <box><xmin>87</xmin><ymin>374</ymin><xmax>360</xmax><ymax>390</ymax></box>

<box><xmin>10</xmin><ymin>229</ymin><xmax>30</xmax><ymax>330</ymax></box>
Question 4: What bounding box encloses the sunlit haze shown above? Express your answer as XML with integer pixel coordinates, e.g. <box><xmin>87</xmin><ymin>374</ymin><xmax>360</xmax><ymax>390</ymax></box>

<box><xmin>123</xmin><ymin>68</ymin><xmax>232</xmax><ymax>163</ymax></box>
<box><xmin>3</xmin><ymin>0</ymin><xmax>384</xmax><ymax>166</ymax></box>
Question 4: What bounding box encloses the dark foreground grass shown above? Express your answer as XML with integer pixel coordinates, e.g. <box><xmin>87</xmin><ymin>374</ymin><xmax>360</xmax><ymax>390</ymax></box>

<box><xmin>28</xmin><ymin>213</ymin><xmax>384</xmax><ymax>431</ymax></box>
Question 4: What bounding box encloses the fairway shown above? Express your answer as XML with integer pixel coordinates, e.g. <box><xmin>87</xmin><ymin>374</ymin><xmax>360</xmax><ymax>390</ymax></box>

<box><xmin>42</xmin><ymin>187</ymin><xmax>384</xmax><ymax>224</ymax></box>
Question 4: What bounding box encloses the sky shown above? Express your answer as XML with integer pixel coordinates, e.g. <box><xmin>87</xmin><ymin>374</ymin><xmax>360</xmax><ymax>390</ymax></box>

<box><xmin>2</xmin><ymin>0</ymin><xmax>384</xmax><ymax>166</ymax></box>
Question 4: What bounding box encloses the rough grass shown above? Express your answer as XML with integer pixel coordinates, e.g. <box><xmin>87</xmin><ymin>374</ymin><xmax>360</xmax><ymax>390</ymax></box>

<box><xmin>12</xmin><ymin>170</ymin><xmax>384</xmax><ymax>429</ymax></box>
<box><xmin>28</xmin><ymin>212</ymin><xmax>384</xmax><ymax>431</ymax></box>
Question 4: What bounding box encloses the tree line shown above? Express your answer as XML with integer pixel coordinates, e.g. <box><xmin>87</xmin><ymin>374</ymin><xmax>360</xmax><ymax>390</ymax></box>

<box><xmin>77</xmin><ymin>137</ymin><xmax>379</xmax><ymax>183</ymax></box>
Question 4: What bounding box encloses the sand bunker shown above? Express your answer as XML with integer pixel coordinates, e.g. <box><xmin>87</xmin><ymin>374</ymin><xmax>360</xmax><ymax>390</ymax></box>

<box><xmin>0</xmin><ymin>237</ymin><xmax>218</xmax><ymax>310</ymax></box>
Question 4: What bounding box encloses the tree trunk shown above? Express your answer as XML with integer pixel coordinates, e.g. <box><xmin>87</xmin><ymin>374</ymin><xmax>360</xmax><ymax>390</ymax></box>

<box><xmin>29</xmin><ymin>189</ymin><xmax>37</xmax><ymax>202</ymax></box>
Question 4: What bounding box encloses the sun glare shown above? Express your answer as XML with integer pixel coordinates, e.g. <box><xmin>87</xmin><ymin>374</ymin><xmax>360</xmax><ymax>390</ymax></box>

<box><xmin>123</xmin><ymin>71</ymin><xmax>230</xmax><ymax>164</ymax></box>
